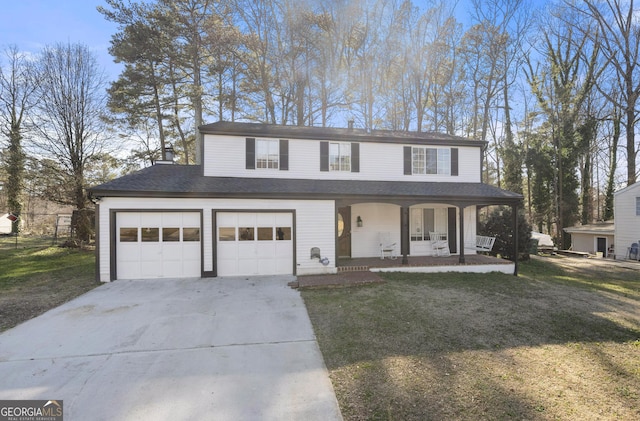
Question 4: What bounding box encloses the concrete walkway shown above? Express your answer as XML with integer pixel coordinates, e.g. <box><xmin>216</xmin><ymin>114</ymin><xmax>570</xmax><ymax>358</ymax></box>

<box><xmin>0</xmin><ymin>277</ymin><xmax>343</xmax><ymax>421</ymax></box>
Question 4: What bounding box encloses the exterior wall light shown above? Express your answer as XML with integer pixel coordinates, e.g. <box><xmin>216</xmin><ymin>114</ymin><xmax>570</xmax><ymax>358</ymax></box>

<box><xmin>357</xmin><ymin>216</ymin><xmax>363</xmax><ymax>227</ymax></box>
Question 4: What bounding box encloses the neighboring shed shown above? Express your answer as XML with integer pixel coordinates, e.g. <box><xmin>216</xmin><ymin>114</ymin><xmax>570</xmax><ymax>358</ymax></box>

<box><xmin>563</xmin><ymin>221</ymin><xmax>614</xmax><ymax>257</ymax></box>
<box><xmin>0</xmin><ymin>213</ymin><xmax>12</xmax><ymax>235</ymax></box>
<box><xmin>614</xmin><ymin>181</ymin><xmax>640</xmax><ymax>260</ymax></box>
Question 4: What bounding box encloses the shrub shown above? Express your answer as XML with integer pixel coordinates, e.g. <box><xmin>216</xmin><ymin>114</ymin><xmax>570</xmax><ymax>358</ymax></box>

<box><xmin>479</xmin><ymin>206</ymin><xmax>532</xmax><ymax>260</ymax></box>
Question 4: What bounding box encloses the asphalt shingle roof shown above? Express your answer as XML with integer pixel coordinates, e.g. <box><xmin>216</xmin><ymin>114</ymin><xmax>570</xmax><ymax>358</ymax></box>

<box><xmin>89</xmin><ymin>164</ymin><xmax>522</xmax><ymax>205</ymax></box>
<box><xmin>199</xmin><ymin>121</ymin><xmax>484</xmax><ymax>146</ymax></box>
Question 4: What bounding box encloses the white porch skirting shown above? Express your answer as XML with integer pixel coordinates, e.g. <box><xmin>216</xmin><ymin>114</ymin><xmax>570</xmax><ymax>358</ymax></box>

<box><xmin>371</xmin><ymin>262</ymin><xmax>515</xmax><ymax>275</ymax></box>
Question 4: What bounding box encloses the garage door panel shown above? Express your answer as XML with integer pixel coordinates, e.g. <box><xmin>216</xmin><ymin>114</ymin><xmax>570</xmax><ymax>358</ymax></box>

<box><xmin>162</xmin><ymin>212</ymin><xmax>190</xmax><ymax>226</ymax></box>
<box><xmin>142</xmin><ymin>213</ymin><xmax>162</xmax><ymax>225</ymax></box>
<box><xmin>217</xmin><ymin>213</ymin><xmax>237</xmax><ymax>226</ymax></box>
<box><xmin>117</xmin><ymin>243</ymin><xmax>141</xmax><ymax>262</ymax></box>
<box><xmin>116</xmin><ymin>212</ymin><xmax>201</xmax><ymax>280</ymax></box>
<box><xmin>216</xmin><ymin>212</ymin><xmax>293</xmax><ymax>277</ymax></box>
<box><xmin>256</xmin><ymin>213</ymin><xmax>275</xmax><ymax>225</ymax></box>
<box><xmin>140</xmin><ymin>261</ymin><xmax>163</xmax><ymax>278</ymax></box>
<box><xmin>237</xmin><ymin>213</ymin><xmax>256</xmax><ymax>225</ymax></box>
<box><xmin>275</xmin><ymin>213</ymin><xmax>292</xmax><ymax>225</ymax></box>
<box><xmin>162</xmin><ymin>261</ymin><xmax>184</xmax><ymax>278</ymax></box>
<box><xmin>258</xmin><ymin>258</ymin><xmax>276</xmax><ymax>274</ymax></box>
<box><xmin>162</xmin><ymin>243</ymin><xmax>183</xmax><ymax>261</ymax></box>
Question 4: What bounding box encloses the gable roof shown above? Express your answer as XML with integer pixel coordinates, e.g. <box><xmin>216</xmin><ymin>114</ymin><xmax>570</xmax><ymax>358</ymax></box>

<box><xmin>614</xmin><ymin>180</ymin><xmax>640</xmax><ymax>196</ymax></box>
<box><xmin>563</xmin><ymin>221</ymin><xmax>615</xmax><ymax>235</ymax></box>
<box><xmin>89</xmin><ymin>164</ymin><xmax>522</xmax><ymax>206</ymax></box>
<box><xmin>199</xmin><ymin>121</ymin><xmax>486</xmax><ymax>147</ymax></box>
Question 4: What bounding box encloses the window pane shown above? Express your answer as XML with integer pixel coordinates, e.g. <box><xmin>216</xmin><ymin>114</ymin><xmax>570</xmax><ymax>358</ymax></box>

<box><xmin>424</xmin><ymin>209</ymin><xmax>435</xmax><ymax>236</ymax></box>
<box><xmin>438</xmin><ymin>149</ymin><xmax>450</xmax><ymax>175</ymax></box>
<box><xmin>163</xmin><ymin>227</ymin><xmax>180</xmax><ymax>242</ymax></box>
<box><xmin>276</xmin><ymin>227</ymin><xmax>291</xmax><ymax>240</ymax></box>
<box><xmin>183</xmin><ymin>228</ymin><xmax>200</xmax><ymax>242</ymax></box>
<box><xmin>412</xmin><ymin>148</ymin><xmax>425</xmax><ymax>174</ymax></box>
<box><xmin>426</xmin><ymin>149</ymin><xmax>437</xmax><ymax>174</ymax></box>
<box><xmin>329</xmin><ymin>143</ymin><xmax>340</xmax><ymax>171</ymax></box>
<box><xmin>141</xmin><ymin>227</ymin><xmax>159</xmax><ymax>242</ymax></box>
<box><xmin>239</xmin><ymin>227</ymin><xmax>254</xmax><ymax>241</ymax></box>
<box><xmin>410</xmin><ymin>208</ymin><xmax>423</xmax><ymax>241</ymax></box>
<box><xmin>219</xmin><ymin>227</ymin><xmax>236</xmax><ymax>241</ymax></box>
<box><xmin>258</xmin><ymin>227</ymin><xmax>273</xmax><ymax>240</ymax></box>
<box><xmin>120</xmin><ymin>228</ymin><xmax>138</xmax><ymax>242</ymax></box>
<box><xmin>329</xmin><ymin>142</ymin><xmax>350</xmax><ymax>171</ymax></box>
<box><xmin>256</xmin><ymin>139</ymin><xmax>279</xmax><ymax>169</ymax></box>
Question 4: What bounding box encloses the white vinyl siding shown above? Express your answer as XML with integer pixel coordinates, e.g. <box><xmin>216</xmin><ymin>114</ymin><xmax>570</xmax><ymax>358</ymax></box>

<box><xmin>204</xmin><ymin>134</ymin><xmax>480</xmax><ymax>182</ymax></box>
<box><xmin>614</xmin><ymin>182</ymin><xmax>640</xmax><ymax>259</ymax></box>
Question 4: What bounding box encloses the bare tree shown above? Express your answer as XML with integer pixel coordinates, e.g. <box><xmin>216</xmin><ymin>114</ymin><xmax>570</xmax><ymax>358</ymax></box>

<box><xmin>0</xmin><ymin>46</ymin><xmax>38</xmax><ymax>233</ymax></box>
<box><xmin>33</xmin><ymin>42</ymin><xmax>109</xmax><ymax>241</ymax></box>
<box><xmin>580</xmin><ymin>0</ymin><xmax>640</xmax><ymax>186</ymax></box>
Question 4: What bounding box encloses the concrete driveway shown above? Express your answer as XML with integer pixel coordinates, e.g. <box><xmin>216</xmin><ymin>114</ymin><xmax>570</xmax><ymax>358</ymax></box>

<box><xmin>0</xmin><ymin>277</ymin><xmax>342</xmax><ymax>421</ymax></box>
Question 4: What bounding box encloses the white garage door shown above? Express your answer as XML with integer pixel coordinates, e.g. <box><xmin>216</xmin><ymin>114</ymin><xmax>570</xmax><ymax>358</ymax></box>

<box><xmin>216</xmin><ymin>212</ymin><xmax>293</xmax><ymax>276</ymax></box>
<box><xmin>116</xmin><ymin>212</ymin><xmax>201</xmax><ymax>280</ymax></box>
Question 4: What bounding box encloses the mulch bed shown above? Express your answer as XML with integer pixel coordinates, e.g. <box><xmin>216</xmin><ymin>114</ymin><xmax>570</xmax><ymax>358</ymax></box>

<box><xmin>291</xmin><ymin>271</ymin><xmax>385</xmax><ymax>289</ymax></box>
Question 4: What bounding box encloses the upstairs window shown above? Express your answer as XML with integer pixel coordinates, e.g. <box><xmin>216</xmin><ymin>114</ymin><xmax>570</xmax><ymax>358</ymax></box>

<box><xmin>256</xmin><ymin>139</ymin><xmax>279</xmax><ymax>169</ymax></box>
<box><xmin>320</xmin><ymin>141</ymin><xmax>359</xmax><ymax>172</ymax></box>
<box><xmin>246</xmin><ymin>138</ymin><xmax>288</xmax><ymax>170</ymax></box>
<box><xmin>329</xmin><ymin>142</ymin><xmax>351</xmax><ymax>171</ymax></box>
<box><xmin>412</xmin><ymin>147</ymin><xmax>450</xmax><ymax>175</ymax></box>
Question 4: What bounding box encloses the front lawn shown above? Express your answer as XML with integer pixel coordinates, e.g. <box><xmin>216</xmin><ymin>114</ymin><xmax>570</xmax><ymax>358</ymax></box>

<box><xmin>302</xmin><ymin>257</ymin><xmax>640</xmax><ymax>420</ymax></box>
<box><xmin>0</xmin><ymin>244</ymin><xmax>99</xmax><ymax>331</ymax></box>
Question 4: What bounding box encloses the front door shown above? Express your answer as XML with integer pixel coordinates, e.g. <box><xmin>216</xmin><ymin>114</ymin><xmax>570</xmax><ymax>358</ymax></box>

<box><xmin>338</xmin><ymin>207</ymin><xmax>351</xmax><ymax>257</ymax></box>
<box><xmin>597</xmin><ymin>237</ymin><xmax>607</xmax><ymax>256</ymax></box>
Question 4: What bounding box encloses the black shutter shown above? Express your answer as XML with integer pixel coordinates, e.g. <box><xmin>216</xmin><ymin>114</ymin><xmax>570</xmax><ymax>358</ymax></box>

<box><xmin>246</xmin><ymin>138</ymin><xmax>255</xmax><ymax>170</ymax></box>
<box><xmin>451</xmin><ymin>147</ymin><xmax>459</xmax><ymax>176</ymax></box>
<box><xmin>279</xmin><ymin>139</ymin><xmax>289</xmax><ymax>170</ymax></box>
<box><xmin>448</xmin><ymin>207</ymin><xmax>457</xmax><ymax>253</ymax></box>
<box><xmin>351</xmin><ymin>143</ymin><xmax>360</xmax><ymax>172</ymax></box>
<box><xmin>403</xmin><ymin>146</ymin><xmax>412</xmax><ymax>175</ymax></box>
<box><xmin>320</xmin><ymin>141</ymin><xmax>329</xmax><ymax>171</ymax></box>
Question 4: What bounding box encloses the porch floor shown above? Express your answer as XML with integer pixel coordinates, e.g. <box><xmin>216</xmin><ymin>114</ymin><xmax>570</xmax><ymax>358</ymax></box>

<box><xmin>337</xmin><ymin>253</ymin><xmax>513</xmax><ymax>271</ymax></box>
<box><xmin>293</xmin><ymin>254</ymin><xmax>514</xmax><ymax>289</ymax></box>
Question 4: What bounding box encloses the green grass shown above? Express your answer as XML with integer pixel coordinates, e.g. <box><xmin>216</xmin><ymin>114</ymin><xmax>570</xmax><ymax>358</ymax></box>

<box><xmin>302</xmin><ymin>258</ymin><xmax>640</xmax><ymax>420</ymax></box>
<box><xmin>0</xmin><ymin>246</ymin><xmax>95</xmax><ymax>287</ymax></box>
<box><xmin>0</xmin><ymin>243</ymin><xmax>98</xmax><ymax>331</ymax></box>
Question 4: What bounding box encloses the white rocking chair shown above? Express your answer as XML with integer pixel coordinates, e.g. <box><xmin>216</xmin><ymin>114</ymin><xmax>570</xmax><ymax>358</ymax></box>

<box><xmin>379</xmin><ymin>232</ymin><xmax>397</xmax><ymax>259</ymax></box>
<box><xmin>429</xmin><ymin>232</ymin><xmax>450</xmax><ymax>256</ymax></box>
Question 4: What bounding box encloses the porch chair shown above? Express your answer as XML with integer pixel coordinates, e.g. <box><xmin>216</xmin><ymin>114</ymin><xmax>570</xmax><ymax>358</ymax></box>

<box><xmin>429</xmin><ymin>232</ymin><xmax>450</xmax><ymax>257</ymax></box>
<box><xmin>379</xmin><ymin>232</ymin><xmax>397</xmax><ymax>260</ymax></box>
<box><xmin>475</xmin><ymin>235</ymin><xmax>496</xmax><ymax>253</ymax></box>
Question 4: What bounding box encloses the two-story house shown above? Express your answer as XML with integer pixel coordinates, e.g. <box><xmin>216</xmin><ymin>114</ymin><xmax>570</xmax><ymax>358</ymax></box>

<box><xmin>89</xmin><ymin>122</ymin><xmax>523</xmax><ymax>282</ymax></box>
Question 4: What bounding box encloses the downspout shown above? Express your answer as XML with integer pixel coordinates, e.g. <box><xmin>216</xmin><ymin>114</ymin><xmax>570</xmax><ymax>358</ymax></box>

<box><xmin>458</xmin><ymin>205</ymin><xmax>465</xmax><ymax>264</ymax></box>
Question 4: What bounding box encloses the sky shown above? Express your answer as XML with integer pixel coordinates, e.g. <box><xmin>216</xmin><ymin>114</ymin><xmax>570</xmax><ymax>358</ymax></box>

<box><xmin>0</xmin><ymin>0</ymin><xmax>507</xmax><ymax>84</ymax></box>
<box><xmin>0</xmin><ymin>0</ymin><xmax>122</xmax><ymax>79</ymax></box>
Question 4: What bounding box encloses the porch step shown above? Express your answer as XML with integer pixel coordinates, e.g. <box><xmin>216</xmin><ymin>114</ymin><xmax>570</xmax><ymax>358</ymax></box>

<box><xmin>337</xmin><ymin>265</ymin><xmax>370</xmax><ymax>273</ymax></box>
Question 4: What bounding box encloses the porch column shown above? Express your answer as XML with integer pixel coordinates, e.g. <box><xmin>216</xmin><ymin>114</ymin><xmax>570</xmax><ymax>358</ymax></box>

<box><xmin>512</xmin><ymin>203</ymin><xmax>519</xmax><ymax>276</ymax></box>
<box><xmin>400</xmin><ymin>206</ymin><xmax>409</xmax><ymax>264</ymax></box>
<box><xmin>458</xmin><ymin>206</ymin><xmax>465</xmax><ymax>264</ymax></box>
